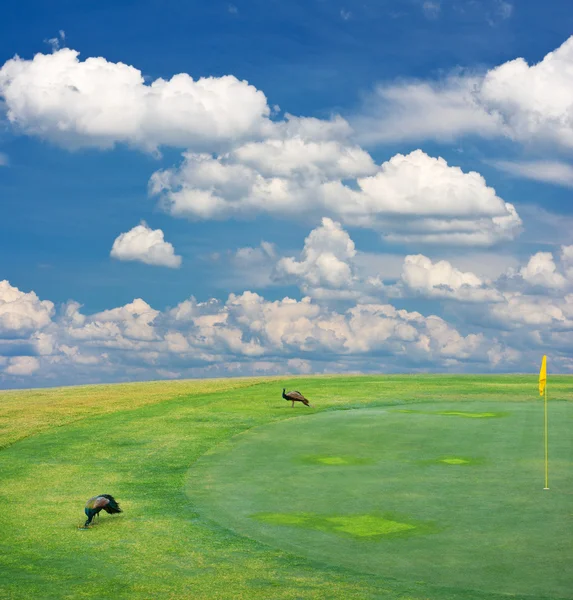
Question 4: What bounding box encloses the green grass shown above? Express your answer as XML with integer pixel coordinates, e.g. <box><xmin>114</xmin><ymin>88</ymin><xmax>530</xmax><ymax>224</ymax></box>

<box><xmin>1</xmin><ymin>375</ymin><xmax>572</xmax><ymax>600</ymax></box>
<box><xmin>253</xmin><ymin>512</ymin><xmax>423</xmax><ymax>538</ymax></box>
<box><xmin>188</xmin><ymin>402</ymin><xmax>573</xmax><ymax>597</ymax></box>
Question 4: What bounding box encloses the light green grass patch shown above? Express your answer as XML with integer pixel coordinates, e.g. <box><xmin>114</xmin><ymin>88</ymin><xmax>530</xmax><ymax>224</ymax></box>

<box><xmin>440</xmin><ymin>457</ymin><xmax>470</xmax><ymax>465</ymax></box>
<box><xmin>254</xmin><ymin>512</ymin><xmax>428</xmax><ymax>539</ymax></box>
<box><xmin>438</xmin><ymin>411</ymin><xmax>506</xmax><ymax>418</ymax></box>
<box><xmin>430</xmin><ymin>455</ymin><xmax>485</xmax><ymax>466</ymax></box>
<box><xmin>418</xmin><ymin>455</ymin><xmax>485</xmax><ymax>467</ymax></box>
<box><xmin>327</xmin><ymin>515</ymin><xmax>416</xmax><ymax>537</ymax></box>
<box><xmin>300</xmin><ymin>455</ymin><xmax>373</xmax><ymax>466</ymax></box>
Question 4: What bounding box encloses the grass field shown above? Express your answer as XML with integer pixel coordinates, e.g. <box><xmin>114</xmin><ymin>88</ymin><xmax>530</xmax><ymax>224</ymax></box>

<box><xmin>1</xmin><ymin>375</ymin><xmax>572</xmax><ymax>600</ymax></box>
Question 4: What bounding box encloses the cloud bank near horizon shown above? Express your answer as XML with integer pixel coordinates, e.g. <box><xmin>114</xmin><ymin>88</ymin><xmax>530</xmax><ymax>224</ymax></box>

<box><xmin>1</xmin><ymin>36</ymin><xmax>573</xmax><ymax>386</ymax></box>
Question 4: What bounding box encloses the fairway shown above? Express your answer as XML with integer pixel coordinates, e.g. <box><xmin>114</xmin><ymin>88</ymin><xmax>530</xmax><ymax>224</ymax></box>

<box><xmin>188</xmin><ymin>401</ymin><xmax>573</xmax><ymax>598</ymax></box>
<box><xmin>1</xmin><ymin>375</ymin><xmax>573</xmax><ymax>600</ymax></box>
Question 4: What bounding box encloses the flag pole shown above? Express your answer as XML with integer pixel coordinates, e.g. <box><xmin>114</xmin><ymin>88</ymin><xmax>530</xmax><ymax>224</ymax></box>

<box><xmin>544</xmin><ymin>380</ymin><xmax>549</xmax><ymax>490</ymax></box>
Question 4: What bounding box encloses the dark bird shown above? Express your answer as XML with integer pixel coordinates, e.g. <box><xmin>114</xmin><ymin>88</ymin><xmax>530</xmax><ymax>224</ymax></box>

<box><xmin>282</xmin><ymin>388</ymin><xmax>311</xmax><ymax>407</ymax></box>
<box><xmin>84</xmin><ymin>494</ymin><xmax>122</xmax><ymax>527</ymax></box>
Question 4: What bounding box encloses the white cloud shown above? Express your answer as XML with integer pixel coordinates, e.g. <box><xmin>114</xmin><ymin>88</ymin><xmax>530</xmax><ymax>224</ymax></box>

<box><xmin>353</xmin><ymin>76</ymin><xmax>503</xmax><ymax>145</ymax></box>
<box><xmin>231</xmin><ymin>135</ymin><xmax>376</xmax><ymax>179</ymax></box>
<box><xmin>0</xmin><ymin>280</ymin><xmax>54</xmax><ymax>336</ymax></box>
<box><xmin>353</xmin><ymin>36</ymin><xmax>573</xmax><ymax>149</ymax></box>
<box><xmin>71</xmin><ymin>298</ymin><xmax>159</xmax><ymax>342</ymax></box>
<box><xmin>4</xmin><ymin>356</ymin><xmax>40</xmax><ymax>375</ymax></box>
<box><xmin>149</xmin><ymin>128</ymin><xmax>378</xmax><ymax>220</ymax></box>
<box><xmin>0</xmin><ymin>47</ymin><xmax>522</xmax><ymax>249</ymax></box>
<box><xmin>472</xmin><ymin>248</ymin><xmax>573</xmax><ymax>354</ymax></box>
<box><xmin>275</xmin><ymin>218</ymin><xmax>357</xmax><ymax>294</ymax></box>
<box><xmin>110</xmin><ymin>222</ymin><xmax>182</xmax><ymax>268</ymax></box>
<box><xmin>493</xmin><ymin>160</ymin><xmax>573</xmax><ymax>188</ymax></box>
<box><xmin>489</xmin><ymin>292</ymin><xmax>573</xmax><ymax>328</ymax></box>
<box><xmin>0</xmin><ymin>48</ymin><xmax>270</xmax><ymax>152</ymax></box>
<box><xmin>3</xmin><ymin>274</ymin><xmax>573</xmax><ymax>386</ymax></box>
<box><xmin>519</xmin><ymin>252</ymin><xmax>567</xmax><ymax>289</ymax></box>
<box><xmin>399</xmin><ymin>254</ymin><xmax>503</xmax><ymax>301</ymax></box>
<box><xmin>0</xmin><ymin>152</ymin><xmax>8</xmax><ymax>166</ymax></box>
<box><xmin>151</xmin><ymin>148</ymin><xmax>521</xmax><ymax>246</ymax></box>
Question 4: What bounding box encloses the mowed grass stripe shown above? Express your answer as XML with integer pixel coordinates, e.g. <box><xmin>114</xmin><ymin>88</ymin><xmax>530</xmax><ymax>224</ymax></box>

<box><xmin>0</xmin><ymin>377</ymin><xmax>280</xmax><ymax>449</ymax></box>
<box><xmin>1</xmin><ymin>375</ymin><xmax>572</xmax><ymax>600</ymax></box>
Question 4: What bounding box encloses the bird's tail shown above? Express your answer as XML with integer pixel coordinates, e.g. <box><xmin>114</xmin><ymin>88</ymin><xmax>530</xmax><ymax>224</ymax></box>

<box><xmin>101</xmin><ymin>494</ymin><xmax>122</xmax><ymax>514</ymax></box>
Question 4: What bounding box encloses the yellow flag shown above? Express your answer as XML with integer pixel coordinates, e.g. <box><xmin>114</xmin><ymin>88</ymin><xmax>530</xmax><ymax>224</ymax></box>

<box><xmin>539</xmin><ymin>355</ymin><xmax>547</xmax><ymax>396</ymax></box>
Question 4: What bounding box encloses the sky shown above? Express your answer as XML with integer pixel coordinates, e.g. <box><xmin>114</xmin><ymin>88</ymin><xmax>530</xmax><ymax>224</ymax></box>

<box><xmin>1</xmin><ymin>0</ymin><xmax>573</xmax><ymax>388</ymax></box>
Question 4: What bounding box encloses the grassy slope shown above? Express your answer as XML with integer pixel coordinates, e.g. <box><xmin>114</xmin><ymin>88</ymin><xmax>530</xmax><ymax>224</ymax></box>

<box><xmin>0</xmin><ymin>375</ymin><xmax>571</xmax><ymax>600</ymax></box>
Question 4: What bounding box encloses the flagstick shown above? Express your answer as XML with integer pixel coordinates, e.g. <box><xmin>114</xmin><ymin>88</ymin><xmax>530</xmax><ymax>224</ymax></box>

<box><xmin>544</xmin><ymin>382</ymin><xmax>549</xmax><ymax>490</ymax></box>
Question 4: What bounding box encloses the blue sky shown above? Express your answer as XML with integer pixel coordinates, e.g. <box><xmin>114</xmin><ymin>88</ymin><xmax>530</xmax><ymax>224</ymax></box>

<box><xmin>1</xmin><ymin>0</ymin><xmax>573</xmax><ymax>387</ymax></box>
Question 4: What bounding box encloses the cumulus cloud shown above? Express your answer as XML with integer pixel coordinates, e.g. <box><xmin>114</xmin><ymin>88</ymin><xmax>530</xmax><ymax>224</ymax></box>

<box><xmin>0</xmin><ymin>280</ymin><xmax>54</xmax><ymax>337</ymax></box>
<box><xmin>470</xmin><ymin>247</ymin><xmax>573</xmax><ymax>359</ymax></box>
<box><xmin>0</xmin><ymin>48</ymin><xmax>270</xmax><ymax>152</ymax></box>
<box><xmin>4</xmin><ymin>270</ymin><xmax>573</xmax><ymax>387</ymax></box>
<box><xmin>493</xmin><ymin>246</ymin><xmax>573</xmax><ymax>295</ymax></box>
<box><xmin>353</xmin><ymin>36</ymin><xmax>573</xmax><ymax>149</ymax></box>
<box><xmin>67</xmin><ymin>298</ymin><xmax>159</xmax><ymax>342</ymax></box>
<box><xmin>489</xmin><ymin>292</ymin><xmax>573</xmax><ymax>329</ymax></box>
<box><xmin>149</xmin><ymin>125</ymin><xmax>377</xmax><ymax>219</ymax></box>
<box><xmin>519</xmin><ymin>252</ymin><xmax>567</xmax><ymax>289</ymax></box>
<box><xmin>5</xmin><ymin>356</ymin><xmax>40</xmax><ymax>375</ymax></box>
<box><xmin>0</xmin><ymin>278</ymin><xmax>509</xmax><ymax>386</ymax></box>
<box><xmin>275</xmin><ymin>218</ymin><xmax>357</xmax><ymax>295</ymax></box>
<box><xmin>399</xmin><ymin>254</ymin><xmax>503</xmax><ymax>301</ymax></box>
<box><xmin>0</xmin><ymin>47</ymin><xmax>522</xmax><ymax>249</ymax></box>
<box><xmin>110</xmin><ymin>222</ymin><xmax>182</xmax><ymax>268</ymax></box>
<box><xmin>151</xmin><ymin>148</ymin><xmax>521</xmax><ymax>246</ymax></box>
<box><xmin>216</xmin><ymin>221</ymin><xmax>392</xmax><ymax>299</ymax></box>
<box><xmin>176</xmin><ymin>290</ymin><xmax>489</xmax><ymax>363</ymax></box>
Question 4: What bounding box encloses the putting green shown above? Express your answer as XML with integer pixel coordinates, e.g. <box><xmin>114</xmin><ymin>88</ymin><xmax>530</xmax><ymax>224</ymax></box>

<box><xmin>187</xmin><ymin>402</ymin><xmax>573</xmax><ymax>598</ymax></box>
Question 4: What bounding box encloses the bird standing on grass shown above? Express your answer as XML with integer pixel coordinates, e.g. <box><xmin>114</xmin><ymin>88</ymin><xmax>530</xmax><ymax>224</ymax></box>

<box><xmin>84</xmin><ymin>494</ymin><xmax>122</xmax><ymax>527</ymax></box>
<box><xmin>282</xmin><ymin>388</ymin><xmax>312</xmax><ymax>407</ymax></box>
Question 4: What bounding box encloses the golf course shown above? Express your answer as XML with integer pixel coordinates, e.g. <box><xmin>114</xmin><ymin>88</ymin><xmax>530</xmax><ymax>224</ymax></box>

<box><xmin>1</xmin><ymin>374</ymin><xmax>572</xmax><ymax>600</ymax></box>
